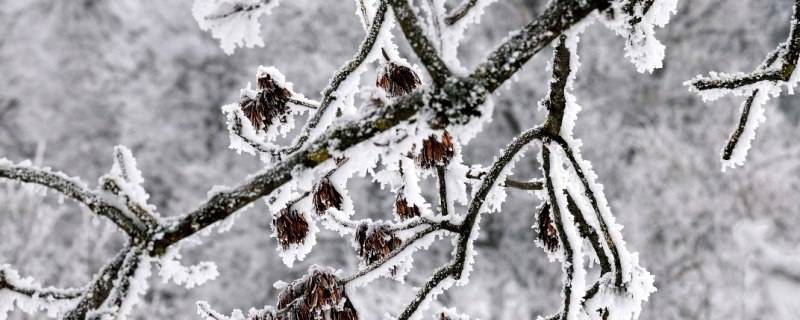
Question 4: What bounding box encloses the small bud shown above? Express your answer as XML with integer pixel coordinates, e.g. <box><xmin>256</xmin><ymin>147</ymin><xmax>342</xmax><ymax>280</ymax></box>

<box><xmin>376</xmin><ymin>60</ymin><xmax>421</xmax><ymax>97</ymax></box>
<box><xmin>241</xmin><ymin>73</ymin><xmax>293</xmax><ymax>132</ymax></box>
<box><xmin>415</xmin><ymin>130</ymin><xmax>456</xmax><ymax>169</ymax></box>
<box><xmin>395</xmin><ymin>194</ymin><xmax>420</xmax><ymax>221</ymax></box>
<box><xmin>273</xmin><ymin>208</ymin><xmax>309</xmax><ymax>251</ymax></box>
<box><xmin>536</xmin><ymin>202</ymin><xmax>559</xmax><ymax>252</ymax></box>
<box><xmin>312</xmin><ymin>177</ymin><xmax>343</xmax><ymax>215</ymax></box>
<box><xmin>277</xmin><ymin>267</ymin><xmax>358</xmax><ymax>320</ymax></box>
<box><xmin>355</xmin><ymin>223</ymin><xmax>402</xmax><ymax>276</ymax></box>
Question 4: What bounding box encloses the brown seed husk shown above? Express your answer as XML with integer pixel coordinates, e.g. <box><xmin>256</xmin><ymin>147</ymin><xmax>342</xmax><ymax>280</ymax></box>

<box><xmin>376</xmin><ymin>62</ymin><xmax>422</xmax><ymax>97</ymax></box>
<box><xmin>241</xmin><ymin>73</ymin><xmax>292</xmax><ymax>132</ymax></box>
<box><xmin>536</xmin><ymin>202</ymin><xmax>559</xmax><ymax>252</ymax></box>
<box><xmin>415</xmin><ymin>131</ymin><xmax>456</xmax><ymax>169</ymax></box>
<box><xmin>273</xmin><ymin>208</ymin><xmax>309</xmax><ymax>251</ymax></box>
<box><xmin>355</xmin><ymin>223</ymin><xmax>403</xmax><ymax>276</ymax></box>
<box><xmin>395</xmin><ymin>194</ymin><xmax>420</xmax><ymax>221</ymax></box>
<box><xmin>313</xmin><ymin>177</ymin><xmax>343</xmax><ymax>215</ymax></box>
<box><xmin>276</xmin><ymin>267</ymin><xmax>358</xmax><ymax>320</ymax></box>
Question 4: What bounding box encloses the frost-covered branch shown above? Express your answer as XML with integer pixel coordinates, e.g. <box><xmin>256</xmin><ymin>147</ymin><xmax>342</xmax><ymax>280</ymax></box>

<box><xmin>444</xmin><ymin>0</ymin><xmax>479</xmax><ymax>26</ymax></box>
<box><xmin>203</xmin><ymin>0</ymin><xmax>273</xmax><ymax>20</ymax></box>
<box><xmin>1</xmin><ymin>0</ymin><xmax>658</xmax><ymax>318</ymax></box>
<box><xmin>541</xmin><ymin>143</ymin><xmax>579</xmax><ymax>320</ymax></box>
<box><xmin>686</xmin><ymin>0</ymin><xmax>800</xmax><ymax>170</ymax></box>
<box><xmin>276</xmin><ymin>0</ymin><xmax>390</xmax><ymax>156</ymax></box>
<box><xmin>470</xmin><ymin>0</ymin><xmax>606</xmax><ymax>92</ymax></box>
<box><xmin>0</xmin><ymin>267</ymin><xmax>83</xmax><ymax>301</ymax></box>
<box><xmin>63</xmin><ymin>247</ymin><xmax>131</xmax><ymax>320</ymax></box>
<box><xmin>388</xmin><ymin>0</ymin><xmax>452</xmax><ymax>86</ymax></box>
<box><xmin>0</xmin><ymin>160</ymin><xmax>147</xmax><ymax>238</ymax></box>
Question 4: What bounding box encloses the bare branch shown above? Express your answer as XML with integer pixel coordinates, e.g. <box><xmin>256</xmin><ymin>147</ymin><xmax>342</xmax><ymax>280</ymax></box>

<box><xmin>287</xmin><ymin>98</ymin><xmax>319</xmax><ymax>109</ymax></box>
<box><xmin>436</xmin><ymin>165</ymin><xmax>448</xmax><ymax>216</ymax></box>
<box><xmin>502</xmin><ymin>179</ymin><xmax>543</xmax><ymax>190</ymax></box>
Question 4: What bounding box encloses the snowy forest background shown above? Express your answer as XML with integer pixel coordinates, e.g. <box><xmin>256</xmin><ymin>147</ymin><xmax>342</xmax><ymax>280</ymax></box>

<box><xmin>2</xmin><ymin>0</ymin><xmax>800</xmax><ymax>319</ymax></box>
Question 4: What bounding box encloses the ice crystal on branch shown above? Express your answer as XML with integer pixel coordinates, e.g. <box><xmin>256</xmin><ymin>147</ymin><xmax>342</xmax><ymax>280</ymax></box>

<box><xmin>192</xmin><ymin>0</ymin><xmax>281</xmax><ymax>54</ymax></box>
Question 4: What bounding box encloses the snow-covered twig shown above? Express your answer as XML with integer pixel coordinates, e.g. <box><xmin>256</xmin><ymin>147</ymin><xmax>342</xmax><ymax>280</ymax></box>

<box><xmin>465</xmin><ymin>170</ymin><xmax>544</xmax><ymax>191</ymax></box>
<box><xmin>276</xmin><ymin>0</ymin><xmax>390</xmax><ymax>156</ymax></box>
<box><xmin>686</xmin><ymin>0</ymin><xmax>800</xmax><ymax>169</ymax></box>
<box><xmin>470</xmin><ymin>0</ymin><xmax>602</xmax><ymax>92</ymax></box>
<box><xmin>0</xmin><ymin>161</ymin><xmax>147</xmax><ymax>238</ymax></box>
<box><xmin>444</xmin><ymin>0</ymin><xmax>479</xmax><ymax>25</ymax></box>
<box><xmin>0</xmin><ymin>267</ymin><xmax>83</xmax><ymax>301</ymax></box>
<box><xmin>541</xmin><ymin>143</ymin><xmax>579</xmax><ymax>320</ymax></box>
<box><xmin>62</xmin><ymin>247</ymin><xmax>131</xmax><ymax>320</ymax></box>
<box><xmin>388</xmin><ymin>0</ymin><xmax>451</xmax><ymax>86</ymax></box>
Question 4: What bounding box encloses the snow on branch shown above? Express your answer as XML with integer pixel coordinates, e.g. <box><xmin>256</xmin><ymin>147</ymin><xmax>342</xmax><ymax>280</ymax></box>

<box><xmin>192</xmin><ymin>0</ymin><xmax>281</xmax><ymax>54</ymax></box>
<box><xmin>0</xmin><ymin>158</ymin><xmax>147</xmax><ymax>238</ymax></box>
<box><xmin>388</xmin><ymin>0</ymin><xmax>452</xmax><ymax>85</ymax></box>
<box><xmin>601</xmin><ymin>0</ymin><xmax>678</xmax><ymax>73</ymax></box>
<box><xmin>0</xmin><ymin>0</ymin><xmax>671</xmax><ymax>318</ymax></box>
<box><xmin>470</xmin><ymin>0</ymin><xmax>605</xmax><ymax>92</ymax></box>
<box><xmin>685</xmin><ymin>0</ymin><xmax>800</xmax><ymax>171</ymax></box>
<box><xmin>0</xmin><ymin>265</ymin><xmax>82</xmax><ymax>318</ymax></box>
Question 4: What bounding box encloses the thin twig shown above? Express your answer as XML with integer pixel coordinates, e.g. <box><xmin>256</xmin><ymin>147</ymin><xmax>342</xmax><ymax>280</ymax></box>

<box><xmin>0</xmin><ymin>164</ymin><xmax>147</xmax><ymax>238</ymax></box>
<box><xmin>444</xmin><ymin>0</ymin><xmax>478</xmax><ymax>25</ymax></box>
<box><xmin>436</xmin><ymin>165</ymin><xmax>448</xmax><ymax>216</ymax></box>
<box><xmin>277</xmin><ymin>0</ymin><xmax>390</xmax><ymax>156</ymax></box>
<box><xmin>542</xmin><ymin>143</ymin><xmax>576</xmax><ymax>320</ymax></box>
<box><xmin>388</xmin><ymin>0</ymin><xmax>452</xmax><ymax>86</ymax></box>
<box><xmin>204</xmin><ymin>0</ymin><xmax>272</xmax><ymax>20</ymax></box>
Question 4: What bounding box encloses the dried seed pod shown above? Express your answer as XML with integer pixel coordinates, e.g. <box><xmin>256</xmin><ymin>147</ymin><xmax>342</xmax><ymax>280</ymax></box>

<box><xmin>395</xmin><ymin>194</ymin><xmax>420</xmax><ymax>221</ymax></box>
<box><xmin>415</xmin><ymin>131</ymin><xmax>456</xmax><ymax>169</ymax></box>
<box><xmin>312</xmin><ymin>177</ymin><xmax>343</xmax><ymax>215</ymax></box>
<box><xmin>241</xmin><ymin>73</ymin><xmax>293</xmax><ymax>132</ymax></box>
<box><xmin>536</xmin><ymin>202</ymin><xmax>559</xmax><ymax>252</ymax></box>
<box><xmin>273</xmin><ymin>208</ymin><xmax>309</xmax><ymax>251</ymax></box>
<box><xmin>276</xmin><ymin>267</ymin><xmax>358</xmax><ymax>320</ymax></box>
<box><xmin>355</xmin><ymin>223</ymin><xmax>403</xmax><ymax>275</ymax></box>
<box><xmin>376</xmin><ymin>61</ymin><xmax>421</xmax><ymax>97</ymax></box>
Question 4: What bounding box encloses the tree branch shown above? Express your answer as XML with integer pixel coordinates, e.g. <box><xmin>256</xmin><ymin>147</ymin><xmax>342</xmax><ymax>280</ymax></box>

<box><xmin>470</xmin><ymin>0</ymin><xmax>605</xmax><ymax>92</ymax></box>
<box><xmin>0</xmin><ymin>162</ymin><xmax>147</xmax><ymax>239</ymax></box>
<box><xmin>549</xmin><ymin>135</ymin><xmax>623</xmax><ymax>287</ymax></box>
<box><xmin>388</xmin><ymin>0</ymin><xmax>452</xmax><ymax>86</ymax></box>
<box><xmin>689</xmin><ymin>0</ymin><xmax>800</xmax><ymax>91</ymax></box>
<box><xmin>444</xmin><ymin>0</ymin><xmax>478</xmax><ymax>26</ymax></box>
<box><xmin>0</xmin><ymin>267</ymin><xmax>83</xmax><ymax>301</ymax></box>
<box><xmin>277</xmin><ymin>0</ymin><xmax>390</xmax><ymax>156</ymax></box>
<box><xmin>204</xmin><ymin>0</ymin><xmax>273</xmax><ymax>20</ymax></box>
<box><xmin>541</xmin><ymin>143</ymin><xmax>576</xmax><ymax>320</ymax></box>
<box><xmin>63</xmin><ymin>246</ymin><xmax>131</xmax><ymax>320</ymax></box>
